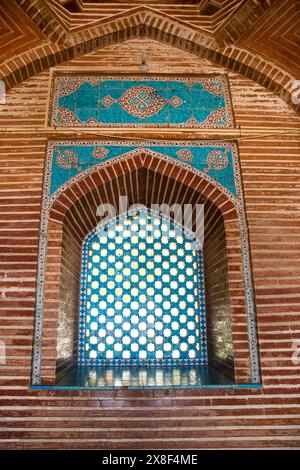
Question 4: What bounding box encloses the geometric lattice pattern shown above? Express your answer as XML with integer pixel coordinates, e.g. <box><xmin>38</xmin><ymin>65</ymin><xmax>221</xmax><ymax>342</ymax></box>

<box><xmin>50</xmin><ymin>141</ymin><xmax>237</xmax><ymax>198</ymax></box>
<box><xmin>50</xmin><ymin>74</ymin><xmax>234</xmax><ymax>128</ymax></box>
<box><xmin>79</xmin><ymin>207</ymin><xmax>207</xmax><ymax>367</ymax></box>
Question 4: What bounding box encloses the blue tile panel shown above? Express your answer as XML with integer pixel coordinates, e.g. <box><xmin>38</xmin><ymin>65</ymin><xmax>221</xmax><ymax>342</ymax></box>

<box><xmin>78</xmin><ymin>207</ymin><xmax>207</xmax><ymax>367</ymax></box>
<box><xmin>50</xmin><ymin>75</ymin><xmax>234</xmax><ymax>128</ymax></box>
<box><xmin>51</xmin><ymin>142</ymin><xmax>237</xmax><ymax>197</ymax></box>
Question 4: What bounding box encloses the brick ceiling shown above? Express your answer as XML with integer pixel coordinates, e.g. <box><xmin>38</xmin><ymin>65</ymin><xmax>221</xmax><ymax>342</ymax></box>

<box><xmin>0</xmin><ymin>0</ymin><xmax>299</xmax><ymax>114</ymax></box>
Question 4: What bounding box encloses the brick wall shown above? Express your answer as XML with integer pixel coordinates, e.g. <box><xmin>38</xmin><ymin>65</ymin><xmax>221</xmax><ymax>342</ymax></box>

<box><xmin>42</xmin><ymin>161</ymin><xmax>246</xmax><ymax>383</ymax></box>
<box><xmin>4</xmin><ymin>1</ymin><xmax>299</xmax><ymax>115</ymax></box>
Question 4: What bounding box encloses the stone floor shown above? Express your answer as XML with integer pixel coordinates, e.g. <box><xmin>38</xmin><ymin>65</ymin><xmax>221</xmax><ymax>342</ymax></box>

<box><xmin>56</xmin><ymin>365</ymin><xmax>233</xmax><ymax>388</ymax></box>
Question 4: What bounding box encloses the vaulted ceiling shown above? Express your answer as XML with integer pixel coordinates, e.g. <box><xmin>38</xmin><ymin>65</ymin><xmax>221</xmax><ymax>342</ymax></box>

<box><xmin>0</xmin><ymin>0</ymin><xmax>299</xmax><ymax>113</ymax></box>
<box><xmin>12</xmin><ymin>0</ymin><xmax>280</xmax><ymax>46</ymax></box>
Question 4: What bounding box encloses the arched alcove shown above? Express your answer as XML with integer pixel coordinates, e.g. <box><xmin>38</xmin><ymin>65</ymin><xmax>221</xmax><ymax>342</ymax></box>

<box><xmin>37</xmin><ymin>154</ymin><xmax>255</xmax><ymax>387</ymax></box>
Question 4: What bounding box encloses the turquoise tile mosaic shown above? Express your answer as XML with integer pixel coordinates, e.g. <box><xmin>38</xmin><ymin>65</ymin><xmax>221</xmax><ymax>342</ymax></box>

<box><xmin>50</xmin><ymin>141</ymin><xmax>237</xmax><ymax>198</ymax></box>
<box><xmin>79</xmin><ymin>207</ymin><xmax>207</xmax><ymax>367</ymax></box>
<box><xmin>49</xmin><ymin>74</ymin><xmax>234</xmax><ymax>128</ymax></box>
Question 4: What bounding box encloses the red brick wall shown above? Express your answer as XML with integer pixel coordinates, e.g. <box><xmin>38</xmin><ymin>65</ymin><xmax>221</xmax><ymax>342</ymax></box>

<box><xmin>4</xmin><ymin>1</ymin><xmax>299</xmax><ymax>115</ymax></box>
<box><xmin>204</xmin><ymin>212</ymin><xmax>234</xmax><ymax>380</ymax></box>
<box><xmin>56</xmin><ymin>219</ymin><xmax>82</xmax><ymax>381</ymax></box>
